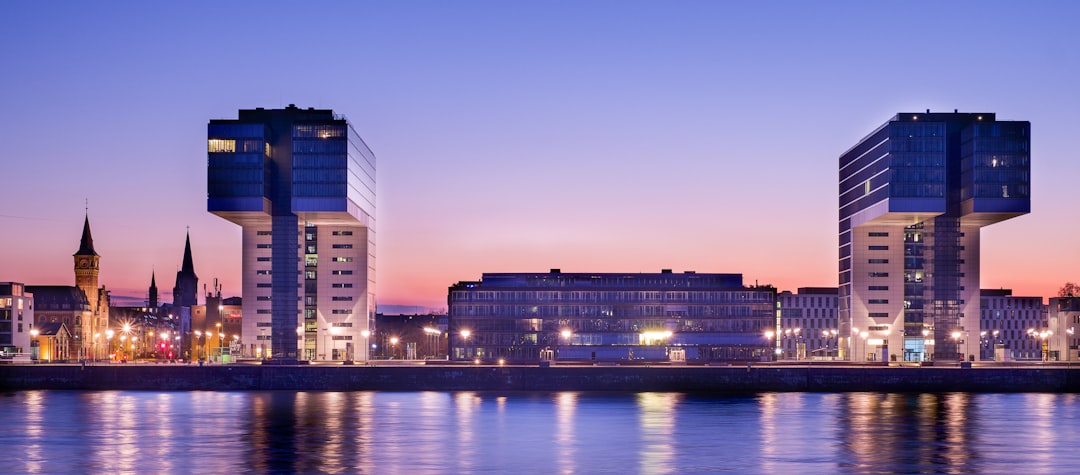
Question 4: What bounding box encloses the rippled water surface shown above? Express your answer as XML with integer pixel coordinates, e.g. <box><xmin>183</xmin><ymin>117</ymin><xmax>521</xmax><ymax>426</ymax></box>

<box><xmin>3</xmin><ymin>390</ymin><xmax>1080</xmax><ymax>474</ymax></box>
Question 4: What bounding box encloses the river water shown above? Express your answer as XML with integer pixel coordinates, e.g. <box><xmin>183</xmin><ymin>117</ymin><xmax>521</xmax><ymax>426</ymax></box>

<box><xmin>3</xmin><ymin>390</ymin><xmax>1078</xmax><ymax>474</ymax></box>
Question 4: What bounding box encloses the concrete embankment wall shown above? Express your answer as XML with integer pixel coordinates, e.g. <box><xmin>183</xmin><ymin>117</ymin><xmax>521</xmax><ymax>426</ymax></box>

<box><xmin>2</xmin><ymin>365</ymin><xmax>1078</xmax><ymax>393</ymax></box>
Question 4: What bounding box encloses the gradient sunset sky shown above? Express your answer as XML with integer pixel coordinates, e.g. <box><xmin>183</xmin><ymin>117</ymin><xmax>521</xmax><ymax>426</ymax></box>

<box><xmin>2</xmin><ymin>1</ymin><xmax>1077</xmax><ymax>310</ymax></box>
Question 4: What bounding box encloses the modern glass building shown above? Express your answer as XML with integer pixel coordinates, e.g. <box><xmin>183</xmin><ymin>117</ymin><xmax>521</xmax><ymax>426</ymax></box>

<box><xmin>839</xmin><ymin>111</ymin><xmax>1029</xmax><ymax>362</ymax></box>
<box><xmin>208</xmin><ymin>105</ymin><xmax>376</xmax><ymax>362</ymax></box>
<box><xmin>448</xmin><ymin>270</ymin><xmax>777</xmax><ymax>363</ymax></box>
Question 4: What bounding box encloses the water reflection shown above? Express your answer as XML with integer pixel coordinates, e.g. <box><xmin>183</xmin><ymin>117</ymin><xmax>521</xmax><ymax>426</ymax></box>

<box><xmin>5</xmin><ymin>390</ymin><xmax>1080</xmax><ymax>474</ymax></box>
<box><xmin>555</xmin><ymin>392</ymin><xmax>578</xmax><ymax>475</ymax></box>
<box><xmin>637</xmin><ymin>392</ymin><xmax>680</xmax><ymax>474</ymax></box>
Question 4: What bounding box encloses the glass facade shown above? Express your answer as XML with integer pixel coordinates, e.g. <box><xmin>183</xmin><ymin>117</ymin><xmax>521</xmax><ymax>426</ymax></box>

<box><xmin>839</xmin><ymin>112</ymin><xmax>1030</xmax><ymax>362</ymax></box>
<box><xmin>448</xmin><ymin>271</ymin><xmax>776</xmax><ymax>363</ymax></box>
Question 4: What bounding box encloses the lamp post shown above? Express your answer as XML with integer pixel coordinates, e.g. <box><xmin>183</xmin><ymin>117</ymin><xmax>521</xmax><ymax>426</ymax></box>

<box><xmin>951</xmin><ymin>331</ymin><xmax>962</xmax><ymax>362</ymax></box>
<box><xmin>390</xmin><ymin>337</ymin><xmax>399</xmax><ymax>359</ymax></box>
<box><xmin>1043</xmin><ymin>331</ymin><xmax>1053</xmax><ymax>361</ymax></box>
<box><xmin>93</xmin><ymin>333</ymin><xmax>100</xmax><ymax>363</ymax></box>
<box><xmin>330</xmin><ymin>326</ymin><xmax>341</xmax><ymax>360</ymax></box>
<box><xmin>764</xmin><ymin>330</ymin><xmax>775</xmax><ymax>361</ymax></box>
<box><xmin>1068</xmin><ymin>328</ymin><xmax>1076</xmax><ymax>362</ymax></box>
<box><xmin>460</xmin><ymin>329</ymin><xmax>471</xmax><ymax>360</ymax></box>
<box><xmin>321</xmin><ymin>327</ymin><xmax>329</xmax><ymax>360</ymax></box>
<box><xmin>105</xmin><ymin>329</ymin><xmax>114</xmax><ymax>361</ymax></box>
<box><xmin>194</xmin><ymin>330</ymin><xmax>203</xmax><ymax>362</ymax></box>
<box><xmin>859</xmin><ymin>331</ymin><xmax>869</xmax><ymax>362</ymax></box>
<box><xmin>361</xmin><ymin>329</ymin><xmax>371</xmax><ymax>361</ymax></box>
<box><xmin>29</xmin><ymin>328</ymin><xmax>39</xmax><ymax>362</ymax></box>
<box><xmin>921</xmin><ymin>328</ymin><xmax>931</xmax><ymax>361</ymax></box>
<box><xmin>215</xmin><ymin>322</ymin><xmax>223</xmax><ymax>363</ymax></box>
<box><xmin>560</xmin><ymin>329</ymin><xmax>572</xmax><ymax>361</ymax></box>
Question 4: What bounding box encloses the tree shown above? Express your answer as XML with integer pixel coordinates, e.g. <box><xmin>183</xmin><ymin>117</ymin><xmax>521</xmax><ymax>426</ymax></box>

<box><xmin>1059</xmin><ymin>282</ymin><xmax>1080</xmax><ymax>297</ymax></box>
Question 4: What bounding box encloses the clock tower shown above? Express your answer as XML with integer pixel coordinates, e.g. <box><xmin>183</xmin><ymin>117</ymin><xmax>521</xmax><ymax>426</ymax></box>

<box><xmin>73</xmin><ymin>214</ymin><xmax>100</xmax><ymax>312</ymax></box>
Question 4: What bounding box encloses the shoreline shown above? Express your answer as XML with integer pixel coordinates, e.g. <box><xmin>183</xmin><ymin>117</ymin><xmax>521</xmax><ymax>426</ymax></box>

<box><xmin>3</xmin><ymin>363</ymin><xmax>1079</xmax><ymax>393</ymax></box>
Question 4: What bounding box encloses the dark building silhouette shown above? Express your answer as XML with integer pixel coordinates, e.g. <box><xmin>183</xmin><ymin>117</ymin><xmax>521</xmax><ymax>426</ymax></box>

<box><xmin>172</xmin><ymin>232</ymin><xmax>199</xmax><ymax>308</ymax></box>
<box><xmin>148</xmin><ymin>271</ymin><xmax>159</xmax><ymax>308</ymax></box>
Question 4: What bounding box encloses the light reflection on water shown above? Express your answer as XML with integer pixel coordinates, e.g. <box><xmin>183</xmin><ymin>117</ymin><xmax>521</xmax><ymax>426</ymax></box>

<box><xmin>4</xmin><ymin>390</ymin><xmax>1080</xmax><ymax>474</ymax></box>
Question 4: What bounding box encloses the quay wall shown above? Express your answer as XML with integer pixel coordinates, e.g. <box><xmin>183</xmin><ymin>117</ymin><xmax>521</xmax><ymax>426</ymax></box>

<box><xmin>3</xmin><ymin>364</ymin><xmax>1080</xmax><ymax>393</ymax></box>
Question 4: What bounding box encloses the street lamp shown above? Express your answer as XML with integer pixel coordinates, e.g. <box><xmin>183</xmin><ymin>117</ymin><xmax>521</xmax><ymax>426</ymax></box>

<box><xmin>361</xmin><ymin>329</ymin><xmax>371</xmax><ymax>361</ymax></box>
<box><xmin>30</xmin><ymin>328</ymin><xmax>39</xmax><ymax>362</ymax></box>
<box><xmin>330</xmin><ymin>326</ymin><xmax>342</xmax><ymax>360</ymax></box>
<box><xmin>194</xmin><ymin>330</ymin><xmax>203</xmax><ymax>361</ymax></box>
<box><xmin>460</xmin><ymin>329</ymin><xmax>471</xmax><ymax>360</ymax></box>
<box><xmin>558</xmin><ymin>329</ymin><xmax>573</xmax><ymax>361</ymax></box>
<box><xmin>321</xmin><ymin>327</ymin><xmax>328</xmax><ymax>360</ymax></box>
<box><xmin>859</xmin><ymin>331</ymin><xmax>869</xmax><ymax>362</ymax></box>
<box><xmin>390</xmin><ymin>337</ymin><xmax>399</xmax><ymax>359</ymax></box>
<box><xmin>951</xmin><ymin>331</ymin><xmax>963</xmax><ymax>361</ymax></box>
<box><xmin>764</xmin><ymin>330</ymin><xmax>775</xmax><ymax>361</ymax></box>
<box><xmin>105</xmin><ymin>329</ymin><xmax>114</xmax><ymax>361</ymax></box>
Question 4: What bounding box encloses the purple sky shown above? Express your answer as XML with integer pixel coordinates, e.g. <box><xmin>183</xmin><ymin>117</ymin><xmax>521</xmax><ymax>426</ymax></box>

<box><xmin>1</xmin><ymin>1</ymin><xmax>1077</xmax><ymax>310</ymax></box>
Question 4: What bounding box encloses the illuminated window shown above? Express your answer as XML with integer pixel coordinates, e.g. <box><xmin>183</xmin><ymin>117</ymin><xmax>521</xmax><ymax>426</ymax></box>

<box><xmin>208</xmin><ymin>139</ymin><xmax>236</xmax><ymax>153</ymax></box>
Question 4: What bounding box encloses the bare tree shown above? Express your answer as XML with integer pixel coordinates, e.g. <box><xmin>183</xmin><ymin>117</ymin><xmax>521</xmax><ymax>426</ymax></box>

<box><xmin>1059</xmin><ymin>282</ymin><xmax>1080</xmax><ymax>297</ymax></box>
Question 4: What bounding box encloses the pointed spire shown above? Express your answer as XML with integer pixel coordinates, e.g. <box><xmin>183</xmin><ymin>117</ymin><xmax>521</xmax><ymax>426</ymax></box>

<box><xmin>181</xmin><ymin>230</ymin><xmax>196</xmax><ymax>275</ymax></box>
<box><xmin>148</xmin><ymin>269</ymin><xmax>159</xmax><ymax>308</ymax></box>
<box><xmin>75</xmin><ymin>213</ymin><xmax>99</xmax><ymax>256</ymax></box>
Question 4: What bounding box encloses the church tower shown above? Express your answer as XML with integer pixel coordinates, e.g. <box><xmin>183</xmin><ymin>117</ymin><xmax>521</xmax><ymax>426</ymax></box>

<box><xmin>73</xmin><ymin>214</ymin><xmax>100</xmax><ymax>312</ymax></box>
<box><xmin>148</xmin><ymin>271</ymin><xmax>159</xmax><ymax>308</ymax></box>
<box><xmin>173</xmin><ymin>231</ymin><xmax>199</xmax><ymax>307</ymax></box>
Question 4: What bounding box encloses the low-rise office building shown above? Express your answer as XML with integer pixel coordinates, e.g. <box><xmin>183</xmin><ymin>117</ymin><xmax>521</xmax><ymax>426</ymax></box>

<box><xmin>777</xmin><ymin>288</ymin><xmax>839</xmax><ymax>360</ymax></box>
<box><xmin>0</xmin><ymin>282</ymin><xmax>34</xmax><ymax>360</ymax></box>
<box><xmin>448</xmin><ymin>270</ymin><xmax>776</xmax><ymax>363</ymax></box>
<box><xmin>980</xmin><ymin>289</ymin><xmax>1046</xmax><ymax>361</ymax></box>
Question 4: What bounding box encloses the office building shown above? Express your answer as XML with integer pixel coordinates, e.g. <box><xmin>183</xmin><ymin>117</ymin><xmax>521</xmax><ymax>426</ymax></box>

<box><xmin>839</xmin><ymin>111</ymin><xmax>1029</xmax><ymax>362</ymax></box>
<box><xmin>208</xmin><ymin>106</ymin><xmax>376</xmax><ymax>362</ymax></box>
<box><xmin>777</xmin><ymin>288</ymin><xmax>839</xmax><ymax>360</ymax></box>
<box><xmin>0</xmin><ymin>282</ymin><xmax>34</xmax><ymax>361</ymax></box>
<box><xmin>979</xmin><ymin>289</ymin><xmax>1046</xmax><ymax>361</ymax></box>
<box><xmin>448</xmin><ymin>270</ymin><xmax>777</xmax><ymax>363</ymax></box>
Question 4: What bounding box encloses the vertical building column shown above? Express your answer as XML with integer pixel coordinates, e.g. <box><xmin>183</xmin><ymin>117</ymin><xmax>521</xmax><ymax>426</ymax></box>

<box><xmin>271</xmin><ymin>215</ymin><xmax>300</xmax><ymax>360</ymax></box>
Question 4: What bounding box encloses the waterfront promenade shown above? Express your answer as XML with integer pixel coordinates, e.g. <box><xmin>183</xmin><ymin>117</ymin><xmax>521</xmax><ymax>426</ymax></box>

<box><xmin>3</xmin><ymin>362</ymin><xmax>1079</xmax><ymax>392</ymax></box>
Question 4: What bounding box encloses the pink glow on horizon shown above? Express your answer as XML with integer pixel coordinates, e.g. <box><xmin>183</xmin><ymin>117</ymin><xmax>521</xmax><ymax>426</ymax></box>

<box><xmin>1</xmin><ymin>3</ymin><xmax>1077</xmax><ymax>309</ymax></box>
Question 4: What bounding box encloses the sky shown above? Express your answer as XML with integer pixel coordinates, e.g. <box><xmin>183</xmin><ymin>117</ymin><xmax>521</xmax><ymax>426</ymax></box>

<box><xmin>1</xmin><ymin>1</ymin><xmax>1078</xmax><ymax>311</ymax></box>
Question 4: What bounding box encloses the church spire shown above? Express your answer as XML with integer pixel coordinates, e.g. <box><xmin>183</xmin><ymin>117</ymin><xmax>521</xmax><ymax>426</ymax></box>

<box><xmin>75</xmin><ymin>213</ymin><xmax>98</xmax><ymax>256</ymax></box>
<box><xmin>181</xmin><ymin>230</ymin><xmax>196</xmax><ymax>275</ymax></box>
<box><xmin>149</xmin><ymin>270</ymin><xmax>159</xmax><ymax>308</ymax></box>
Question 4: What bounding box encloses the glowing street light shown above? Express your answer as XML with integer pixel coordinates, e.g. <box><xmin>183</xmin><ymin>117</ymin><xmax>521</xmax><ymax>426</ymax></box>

<box><xmin>30</xmin><ymin>328</ymin><xmax>40</xmax><ymax>362</ymax></box>
<box><xmin>460</xmin><ymin>330</ymin><xmax>472</xmax><ymax>360</ymax></box>
<box><xmin>361</xmin><ymin>329</ymin><xmax>371</xmax><ymax>361</ymax></box>
<box><xmin>859</xmin><ymin>331</ymin><xmax>869</xmax><ymax>362</ymax></box>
